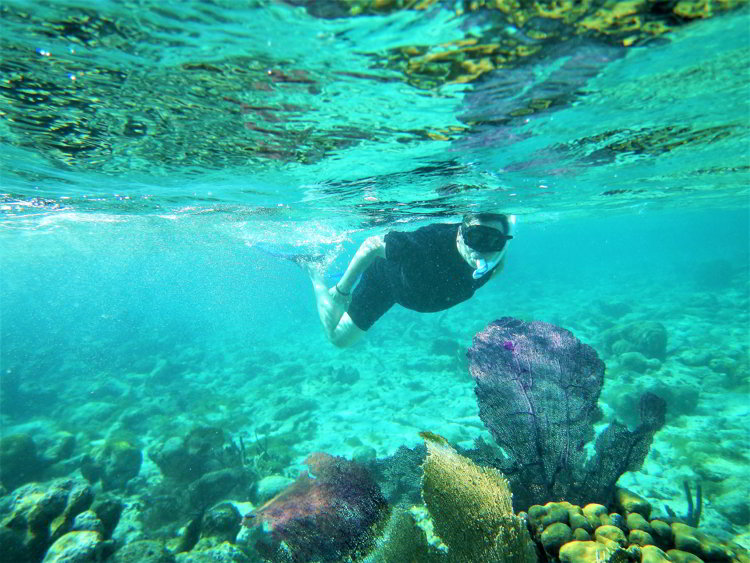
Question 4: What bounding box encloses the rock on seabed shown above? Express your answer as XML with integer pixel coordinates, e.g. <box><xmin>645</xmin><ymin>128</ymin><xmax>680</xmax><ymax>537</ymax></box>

<box><xmin>42</xmin><ymin>531</ymin><xmax>103</xmax><ymax>562</ymax></box>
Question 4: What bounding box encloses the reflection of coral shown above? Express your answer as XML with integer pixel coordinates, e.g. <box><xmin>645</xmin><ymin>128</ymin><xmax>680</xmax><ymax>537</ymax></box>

<box><xmin>468</xmin><ymin>317</ymin><xmax>666</xmax><ymax>510</ymax></box>
<box><xmin>332</xmin><ymin>0</ymin><xmax>743</xmax><ymax>88</ymax></box>
<box><xmin>420</xmin><ymin>431</ymin><xmax>537</xmax><ymax>563</ymax></box>
<box><xmin>242</xmin><ymin>452</ymin><xmax>389</xmax><ymax>562</ymax></box>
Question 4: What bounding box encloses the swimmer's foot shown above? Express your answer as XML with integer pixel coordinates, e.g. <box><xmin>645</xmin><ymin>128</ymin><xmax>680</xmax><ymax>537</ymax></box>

<box><xmin>289</xmin><ymin>253</ymin><xmax>326</xmax><ymax>268</ymax></box>
<box><xmin>301</xmin><ymin>259</ymin><xmax>326</xmax><ymax>284</ymax></box>
<box><xmin>302</xmin><ymin>263</ymin><xmax>347</xmax><ymax>337</ymax></box>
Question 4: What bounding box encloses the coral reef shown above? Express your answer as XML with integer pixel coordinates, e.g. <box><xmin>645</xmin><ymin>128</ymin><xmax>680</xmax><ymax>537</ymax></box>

<box><xmin>524</xmin><ymin>487</ymin><xmax>748</xmax><ymax>563</ymax></box>
<box><xmin>468</xmin><ymin>317</ymin><xmax>667</xmax><ymax>510</ymax></box>
<box><xmin>242</xmin><ymin>452</ymin><xmax>389</xmax><ymax>562</ymax></box>
<box><xmin>1</xmin><ymin>290</ymin><xmax>746</xmax><ymax>562</ymax></box>
<box><xmin>368</xmin><ymin>504</ymin><xmax>441</xmax><ymax>562</ymax></box>
<box><xmin>4</xmin><ymin>454</ymin><xmax>744</xmax><ymax>563</ymax></box>
<box><xmin>419</xmin><ymin>431</ymin><xmax>538</xmax><ymax>563</ymax></box>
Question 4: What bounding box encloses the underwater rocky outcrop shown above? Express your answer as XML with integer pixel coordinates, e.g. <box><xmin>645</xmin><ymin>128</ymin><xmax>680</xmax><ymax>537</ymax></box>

<box><xmin>468</xmin><ymin>317</ymin><xmax>667</xmax><ymax>510</ymax></box>
<box><xmin>80</xmin><ymin>440</ymin><xmax>143</xmax><ymax>491</ymax></box>
<box><xmin>137</xmin><ymin>426</ymin><xmax>257</xmax><ymax>544</ymax></box>
<box><xmin>150</xmin><ymin>427</ymin><xmax>248</xmax><ymax>485</ymax></box>
<box><xmin>600</xmin><ymin>321</ymin><xmax>668</xmax><ymax>361</ymax></box>
<box><xmin>148</xmin><ymin>426</ymin><xmax>257</xmax><ymax>512</ymax></box>
<box><xmin>0</xmin><ymin>477</ymin><xmax>99</xmax><ymax>562</ymax></box>
<box><xmin>0</xmin><ymin>434</ymin><xmax>46</xmax><ymax>492</ymax></box>
<box><xmin>242</xmin><ymin>452</ymin><xmax>389</xmax><ymax>562</ymax></box>
<box><xmin>0</xmin><ymin>430</ymin><xmax>76</xmax><ymax>492</ymax></box>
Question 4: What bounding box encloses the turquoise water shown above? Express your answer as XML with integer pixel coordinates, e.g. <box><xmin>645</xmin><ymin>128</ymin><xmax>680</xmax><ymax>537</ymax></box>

<box><xmin>1</xmin><ymin>1</ymin><xmax>749</xmax><ymax>561</ymax></box>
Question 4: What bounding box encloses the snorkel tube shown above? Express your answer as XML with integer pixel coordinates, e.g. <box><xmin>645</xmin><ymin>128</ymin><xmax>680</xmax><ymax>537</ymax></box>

<box><xmin>471</xmin><ymin>215</ymin><xmax>516</xmax><ymax>280</ymax></box>
<box><xmin>472</xmin><ymin>256</ymin><xmax>495</xmax><ymax>279</ymax></box>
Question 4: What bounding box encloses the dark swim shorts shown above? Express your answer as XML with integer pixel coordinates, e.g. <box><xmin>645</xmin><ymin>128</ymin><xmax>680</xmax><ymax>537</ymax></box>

<box><xmin>346</xmin><ymin>223</ymin><xmax>493</xmax><ymax>331</ymax></box>
<box><xmin>347</xmin><ymin>258</ymin><xmax>395</xmax><ymax>331</ymax></box>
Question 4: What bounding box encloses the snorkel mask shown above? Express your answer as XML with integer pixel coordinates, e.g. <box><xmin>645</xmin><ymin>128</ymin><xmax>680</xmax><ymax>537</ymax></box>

<box><xmin>461</xmin><ymin>215</ymin><xmax>516</xmax><ymax>279</ymax></box>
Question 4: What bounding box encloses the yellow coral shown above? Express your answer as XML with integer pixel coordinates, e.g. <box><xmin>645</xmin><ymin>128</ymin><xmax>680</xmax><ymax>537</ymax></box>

<box><xmin>419</xmin><ymin>431</ymin><xmax>537</xmax><ymax>563</ymax></box>
<box><xmin>455</xmin><ymin>57</ymin><xmax>495</xmax><ymax>83</ymax></box>
<box><xmin>535</xmin><ymin>0</ymin><xmax>592</xmax><ymax>24</ymax></box>
<box><xmin>560</xmin><ymin>540</ymin><xmax>631</xmax><ymax>563</ymax></box>
<box><xmin>577</xmin><ymin>0</ymin><xmax>646</xmax><ymax>34</ymax></box>
<box><xmin>674</xmin><ymin>0</ymin><xmax>712</xmax><ymax>17</ymax></box>
<box><xmin>368</xmin><ymin>504</ymin><xmax>444</xmax><ymax>562</ymax></box>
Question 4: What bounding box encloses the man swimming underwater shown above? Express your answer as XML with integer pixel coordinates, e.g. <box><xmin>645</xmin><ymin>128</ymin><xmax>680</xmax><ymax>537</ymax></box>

<box><xmin>307</xmin><ymin>212</ymin><xmax>515</xmax><ymax>347</ymax></box>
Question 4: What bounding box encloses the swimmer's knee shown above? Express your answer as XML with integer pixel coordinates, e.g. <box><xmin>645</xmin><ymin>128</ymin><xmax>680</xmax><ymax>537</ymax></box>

<box><xmin>329</xmin><ymin>316</ymin><xmax>365</xmax><ymax>348</ymax></box>
<box><xmin>330</xmin><ymin>335</ymin><xmax>352</xmax><ymax>348</ymax></box>
<box><xmin>330</xmin><ymin>329</ymin><xmax>357</xmax><ymax>348</ymax></box>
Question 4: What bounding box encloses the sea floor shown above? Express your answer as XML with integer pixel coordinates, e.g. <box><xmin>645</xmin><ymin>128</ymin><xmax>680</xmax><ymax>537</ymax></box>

<box><xmin>2</xmin><ymin>260</ymin><xmax>748</xmax><ymax>553</ymax></box>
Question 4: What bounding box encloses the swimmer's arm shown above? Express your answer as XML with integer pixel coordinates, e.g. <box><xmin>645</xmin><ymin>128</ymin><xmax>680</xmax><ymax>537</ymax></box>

<box><xmin>335</xmin><ymin>235</ymin><xmax>385</xmax><ymax>294</ymax></box>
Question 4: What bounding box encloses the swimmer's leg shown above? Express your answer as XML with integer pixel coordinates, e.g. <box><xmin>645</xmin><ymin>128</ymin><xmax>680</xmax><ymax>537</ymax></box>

<box><xmin>305</xmin><ymin>265</ymin><xmax>364</xmax><ymax>348</ymax></box>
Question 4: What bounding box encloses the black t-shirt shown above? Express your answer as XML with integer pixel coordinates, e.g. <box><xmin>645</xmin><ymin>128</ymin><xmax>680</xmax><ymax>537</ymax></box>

<box><xmin>382</xmin><ymin>223</ymin><xmax>494</xmax><ymax>312</ymax></box>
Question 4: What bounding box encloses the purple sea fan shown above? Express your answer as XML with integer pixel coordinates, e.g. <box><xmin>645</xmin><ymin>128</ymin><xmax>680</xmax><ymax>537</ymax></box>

<box><xmin>243</xmin><ymin>452</ymin><xmax>389</xmax><ymax>562</ymax></box>
<box><xmin>468</xmin><ymin>317</ymin><xmax>666</xmax><ymax>510</ymax></box>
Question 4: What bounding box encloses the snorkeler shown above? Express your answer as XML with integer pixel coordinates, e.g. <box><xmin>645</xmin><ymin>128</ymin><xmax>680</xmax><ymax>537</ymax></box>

<box><xmin>307</xmin><ymin>212</ymin><xmax>515</xmax><ymax>347</ymax></box>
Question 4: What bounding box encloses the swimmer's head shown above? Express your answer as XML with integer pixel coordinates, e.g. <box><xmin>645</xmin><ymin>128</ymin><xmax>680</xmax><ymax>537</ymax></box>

<box><xmin>459</xmin><ymin>213</ymin><xmax>515</xmax><ymax>279</ymax></box>
<box><xmin>460</xmin><ymin>213</ymin><xmax>514</xmax><ymax>253</ymax></box>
